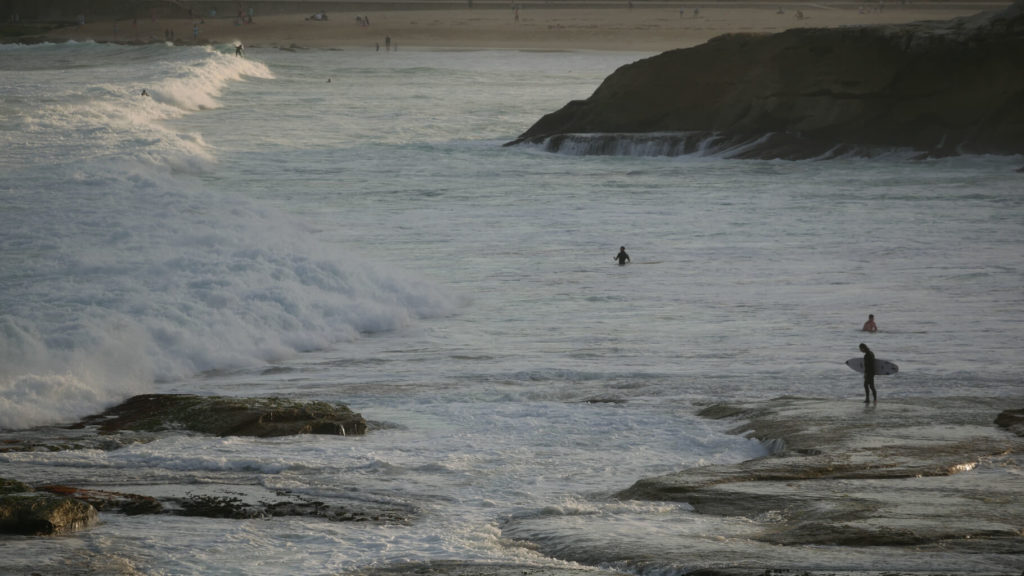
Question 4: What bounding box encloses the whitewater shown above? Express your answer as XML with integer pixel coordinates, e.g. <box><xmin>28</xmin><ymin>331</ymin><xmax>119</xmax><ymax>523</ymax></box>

<box><xmin>1</xmin><ymin>41</ymin><xmax>1022</xmax><ymax>575</ymax></box>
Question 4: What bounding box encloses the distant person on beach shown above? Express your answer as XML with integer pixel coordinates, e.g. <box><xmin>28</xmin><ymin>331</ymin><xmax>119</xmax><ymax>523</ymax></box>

<box><xmin>614</xmin><ymin>246</ymin><xmax>630</xmax><ymax>266</ymax></box>
<box><xmin>235</xmin><ymin>43</ymin><xmax>244</xmax><ymax>57</ymax></box>
<box><xmin>862</xmin><ymin>314</ymin><xmax>877</xmax><ymax>333</ymax></box>
<box><xmin>860</xmin><ymin>343</ymin><xmax>876</xmax><ymax>403</ymax></box>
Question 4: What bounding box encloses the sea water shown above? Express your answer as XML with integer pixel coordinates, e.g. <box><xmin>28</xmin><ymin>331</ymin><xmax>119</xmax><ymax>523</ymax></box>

<box><xmin>1</xmin><ymin>41</ymin><xmax>1022</xmax><ymax>575</ymax></box>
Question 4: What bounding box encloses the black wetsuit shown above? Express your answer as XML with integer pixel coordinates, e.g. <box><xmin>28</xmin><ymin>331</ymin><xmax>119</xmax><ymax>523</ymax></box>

<box><xmin>863</xmin><ymin>346</ymin><xmax>876</xmax><ymax>402</ymax></box>
<box><xmin>615</xmin><ymin>250</ymin><xmax>630</xmax><ymax>266</ymax></box>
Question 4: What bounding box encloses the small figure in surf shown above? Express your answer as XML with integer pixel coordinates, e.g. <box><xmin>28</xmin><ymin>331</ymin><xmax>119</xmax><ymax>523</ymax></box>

<box><xmin>140</xmin><ymin>89</ymin><xmax>149</xmax><ymax>97</ymax></box>
<box><xmin>235</xmin><ymin>43</ymin><xmax>244</xmax><ymax>57</ymax></box>
<box><xmin>614</xmin><ymin>246</ymin><xmax>630</xmax><ymax>266</ymax></box>
<box><xmin>859</xmin><ymin>342</ymin><xmax>876</xmax><ymax>403</ymax></box>
<box><xmin>862</xmin><ymin>314</ymin><xmax>878</xmax><ymax>332</ymax></box>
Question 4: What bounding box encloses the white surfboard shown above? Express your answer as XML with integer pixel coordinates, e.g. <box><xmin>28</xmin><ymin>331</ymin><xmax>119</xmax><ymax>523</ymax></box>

<box><xmin>845</xmin><ymin>358</ymin><xmax>899</xmax><ymax>375</ymax></box>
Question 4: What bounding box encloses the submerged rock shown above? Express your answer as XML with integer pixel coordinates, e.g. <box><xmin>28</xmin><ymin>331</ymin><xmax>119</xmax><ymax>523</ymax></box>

<box><xmin>71</xmin><ymin>393</ymin><xmax>367</xmax><ymax>437</ymax></box>
<box><xmin>38</xmin><ymin>485</ymin><xmax>163</xmax><ymax>515</ymax></box>
<box><xmin>0</xmin><ymin>478</ymin><xmax>32</xmax><ymax>495</ymax></box>
<box><xmin>995</xmin><ymin>407</ymin><xmax>1024</xmax><ymax>436</ymax></box>
<box><xmin>509</xmin><ymin>1</ymin><xmax>1024</xmax><ymax>159</ymax></box>
<box><xmin>1</xmin><ymin>478</ymin><xmax>415</xmax><ymax>525</ymax></box>
<box><xmin>346</xmin><ymin>561</ymin><xmax>629</xmax><ymax>576</ymax></box>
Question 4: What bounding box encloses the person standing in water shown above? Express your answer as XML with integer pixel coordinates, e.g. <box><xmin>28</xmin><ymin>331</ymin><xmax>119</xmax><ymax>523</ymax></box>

<box><xmin>862</xmin><ymin>314</ymin><xmax>878</xmax><ymax>332</ymax></box>
<box><xmin>859</xmin><ymin>343</ymin><xmax>876</xmax><ymax>403</ymax></box>
<box><xmin>614</xmin><ymin>246</ymin><xmax>630</xmax><ymax>266</ymax></box>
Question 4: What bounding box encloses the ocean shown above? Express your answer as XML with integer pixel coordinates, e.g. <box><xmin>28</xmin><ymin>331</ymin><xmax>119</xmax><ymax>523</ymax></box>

<box><xmin>1</xmin><ymin>40</ymin><xmax>1022</xmax><ymax>575</ymax></box>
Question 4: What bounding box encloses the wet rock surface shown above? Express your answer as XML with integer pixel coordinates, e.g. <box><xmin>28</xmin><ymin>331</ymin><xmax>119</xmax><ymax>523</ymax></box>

<box><xmin>607</xmin><ymin>396</ymin><xmax>1024</xmax><ymax>569</ymax></box>
<box><xmin>0</xmin><ymin>492</ymin><xmax>99</xmax><ymax>535</ymax></box>
<box><xmin>0</xmin><ymin>476</ymin><xmax>414</xmax><ymax>530</ymax></box>
<box><xmin>0</xmin><ymin>476</ymin><xmax>99</xmax><ymax>535</ymax></box>
<box><xmin>71</xmin><ymin>393</ymin><xmax>367</xmax><ymax>437</ymax></box>
<box><xmin>509</xmin><ymin>1</ymin><xmax>1024</xmax><ymax>160</ymax></box>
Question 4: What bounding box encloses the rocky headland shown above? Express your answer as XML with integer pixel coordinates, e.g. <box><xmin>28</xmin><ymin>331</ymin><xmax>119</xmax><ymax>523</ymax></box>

<box><xmin>509</xmin><ymin>1</ymin><xmax>1024</xmax><ymax>160</ymax></box>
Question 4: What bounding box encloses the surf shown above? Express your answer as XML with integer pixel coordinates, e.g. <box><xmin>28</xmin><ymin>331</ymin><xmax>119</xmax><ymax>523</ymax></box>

<box><xmin>0</xmin><ymin>44</ymin><xmax>458</xmax><ymax>430</ymax></box>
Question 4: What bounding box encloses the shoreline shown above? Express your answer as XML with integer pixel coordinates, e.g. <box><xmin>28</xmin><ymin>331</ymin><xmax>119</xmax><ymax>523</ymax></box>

<box><xmin>15</xmin><ymin>2</ymin><xmax>1013</xmax><ymax>52</ymax></box>
<box><xmin>4</xmin><ymin>394</ymin><xmax>1021</xmax><ymax>573</ymax></box>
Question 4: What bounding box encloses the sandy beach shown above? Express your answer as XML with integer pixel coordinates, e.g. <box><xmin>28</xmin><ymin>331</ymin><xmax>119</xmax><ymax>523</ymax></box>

<box><xmin>42</xmin><ymin>2</ymin><xmax>1011</xmax><ymax>52</ymax></box>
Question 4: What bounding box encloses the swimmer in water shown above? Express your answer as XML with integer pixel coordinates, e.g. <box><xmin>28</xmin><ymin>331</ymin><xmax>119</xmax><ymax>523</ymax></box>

<box><xmin>614</xmin><ymin>246</ymin><xmax>630</xmax><ymax>266</ymax></box>
<box><xmin>862</xmin><ymin>314</ymin><xmax>877</xmax><ymax>333</ymax></box>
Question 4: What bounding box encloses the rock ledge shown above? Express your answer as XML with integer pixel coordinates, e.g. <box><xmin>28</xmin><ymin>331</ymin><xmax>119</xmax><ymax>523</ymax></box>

<box><xmin>71</xmin><ymin>393</ymin><xmax>367</xmax><ymax>437</ymax></box>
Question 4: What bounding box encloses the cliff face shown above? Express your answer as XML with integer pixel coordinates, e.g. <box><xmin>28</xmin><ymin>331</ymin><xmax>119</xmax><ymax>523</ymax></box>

<box><xmin>510</xmin><ymin>1</ymin><xmax>1024</xmax><ymax>159</ymax></box>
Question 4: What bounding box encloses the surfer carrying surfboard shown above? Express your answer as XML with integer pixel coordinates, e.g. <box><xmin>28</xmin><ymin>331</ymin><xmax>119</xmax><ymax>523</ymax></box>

<box><xmin>859</xmin><ymin>343</ymin><xmax>876</xmax><ymax>403</ymax></box>
<box><xmin>614</xmin><ymin>246</ymin><xmax>630</xmax><ymax>266</ymax></box>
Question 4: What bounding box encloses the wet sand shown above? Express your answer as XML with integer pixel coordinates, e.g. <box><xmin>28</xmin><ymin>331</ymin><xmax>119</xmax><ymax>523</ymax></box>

<box><xmin>43</xmin><ymin>2</ymin><xmax>1011</xmax><ymax>52</ymax></box>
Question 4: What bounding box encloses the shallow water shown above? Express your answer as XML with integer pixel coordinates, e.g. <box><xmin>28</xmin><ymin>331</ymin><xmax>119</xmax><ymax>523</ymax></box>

<box><xmin>1</xmin><ymin>42</ymin><xmax>1022</xmax><ymax>575</ymax></box>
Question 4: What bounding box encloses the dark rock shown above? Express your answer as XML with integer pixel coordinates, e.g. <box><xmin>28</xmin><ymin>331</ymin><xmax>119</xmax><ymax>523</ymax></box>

<box><xmin>995</xmin><ymin>407</ymin><xmax>1024</xmax><ymax>436</ymax></box>
<box><xmin>170</xmin><ymin>490</ymin><xmax>413</xmax><ymax>523</ymax></box>
<box><xmin>5</xmin><ymin>478</ymin><xmax>414</xmax><ymax>524</ymax></box>
<box><xmin>345</xmin><ymin>561</ymin><xmax>629</xmax><ymax>576</ymax></box>
<box><xmin>0</xmin><ymin>478</ymin><xmax>33</xmax><ymax>495</ymax></box>
<box><xmin>509</xmin><ymin>1</ymin><xmax>1024</xmax><ymax>159</ymax></box>
<box><xmin>0</xmin><ymin>493</ymin><xmax>99</xmax><ymax>535</ymax></box>
<box><xmin>71</xmin><ymin>393</ymin><xmax>366</xmax><ymax>437</ymax></box>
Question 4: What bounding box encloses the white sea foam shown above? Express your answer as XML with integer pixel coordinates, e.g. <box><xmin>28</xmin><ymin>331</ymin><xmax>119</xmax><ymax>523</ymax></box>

<box><xmin>0</xmin><ymin>43</ymin><xmax>457</xmax><ymax>429</ymax></box>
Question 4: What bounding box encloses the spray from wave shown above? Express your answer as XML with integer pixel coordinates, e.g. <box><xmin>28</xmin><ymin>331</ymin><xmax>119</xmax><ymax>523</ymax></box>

<box><xmin>0</xmin><ymin>43</ymin><xmax>458</xmax><ymax>429</ymax></box>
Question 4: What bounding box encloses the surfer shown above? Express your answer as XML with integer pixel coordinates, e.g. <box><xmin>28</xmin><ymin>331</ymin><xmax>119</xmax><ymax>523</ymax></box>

<box><xmin>235</xmin><ymin>43</ymin><xmax>244</xmax><ymax>57</ymax></box>
<box><xmin>614</xmin><ymin>246</ymin><xmax>630</xmax><ymax>266</ymax></box>
<box><xmin>862</xmin><ymin>314</ymin><xmax>878</xmax><ymax>332</ymax></box>
<box><xmin>859</xmin><ymin>343</ymin><xmax>876</xmax><ymax>403</ymax></box>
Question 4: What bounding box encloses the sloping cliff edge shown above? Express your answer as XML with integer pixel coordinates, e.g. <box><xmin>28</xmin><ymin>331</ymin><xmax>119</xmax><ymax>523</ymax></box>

<box><xmin>508</xmin><ymin>1</ymin><xmax>1024</xmax><ymax>160</ymax></box>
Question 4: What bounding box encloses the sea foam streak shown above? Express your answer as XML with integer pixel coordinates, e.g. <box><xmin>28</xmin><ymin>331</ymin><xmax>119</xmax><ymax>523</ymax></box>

<box><xmin>0</xmin><ymin>43</ymin><xmax>457</xmax><ymax>429</ymax></box>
